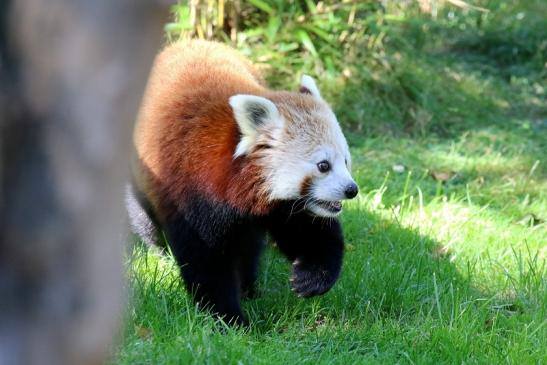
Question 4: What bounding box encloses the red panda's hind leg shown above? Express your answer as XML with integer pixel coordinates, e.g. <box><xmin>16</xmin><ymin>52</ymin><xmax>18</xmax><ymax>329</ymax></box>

<box><xmin>165</xmin><ymin>215</ymin><xmax>247</xmax><ymax>326</ymax></box>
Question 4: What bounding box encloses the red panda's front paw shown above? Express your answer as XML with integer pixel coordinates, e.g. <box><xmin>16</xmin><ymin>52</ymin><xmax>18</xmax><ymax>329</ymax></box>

<box><xmin>290</xmin><ymin>259</ymin><xmax>339</xmax><ymax>298</ymax></box>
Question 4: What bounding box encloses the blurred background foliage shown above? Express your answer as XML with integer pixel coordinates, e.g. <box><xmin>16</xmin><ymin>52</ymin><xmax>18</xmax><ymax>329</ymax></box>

<box><xmin>165</xmin><ymin>0</ymin><xmax>546</xmax><ymax>137</ymax></box>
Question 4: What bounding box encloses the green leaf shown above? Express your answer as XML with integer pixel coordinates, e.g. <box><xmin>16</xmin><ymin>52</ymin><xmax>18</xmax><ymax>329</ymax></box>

<box><xmin>164</xmin><ymin>22</ymin><xmax>191</xmax><ymax>33</ymax></box>
<box><xmin>296</xmin><ymin>29</ymin><xmax>318</xmax><ymax>56</ymax></box>
<box><xmin>265</xmin><ymin>16</ymin><xmax>281</xmax><ymax>43</ymax></box>
<box><xmin>303</xmin><ymin>25</ymin><xmax>332</xmax><ymax>44</ymax></box>
<box><xmin>304</xmin><ymin>0</ymin><xmax>317</xmax><ymax>14</ymax></box>
<box><xmin>248</xmin><ymin>0</ymin><xmax>275</xmax><ymax>15</ymax></box>
<box><xmin>277</xmin><ymin>42</ymin><xmax>299</xmax><ymax>52</ymax></box>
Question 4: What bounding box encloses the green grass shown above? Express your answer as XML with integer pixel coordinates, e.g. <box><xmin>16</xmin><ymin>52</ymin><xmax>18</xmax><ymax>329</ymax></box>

<box><xmin>112</xmin><ymin>2</ymin><xmax>546</xmax><ymax>364</ymax></box>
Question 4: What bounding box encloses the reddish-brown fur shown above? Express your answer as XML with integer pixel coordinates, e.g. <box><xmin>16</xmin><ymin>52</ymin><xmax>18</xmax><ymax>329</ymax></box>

<box><xmin>133</xmin><ymin>40</ymin><xmax>275</xmax><ymax>220</ymax></box>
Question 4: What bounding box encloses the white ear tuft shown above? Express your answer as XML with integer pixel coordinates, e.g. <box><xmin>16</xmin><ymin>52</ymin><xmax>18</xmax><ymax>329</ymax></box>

<box><xmin>299</xmin><ymin>74</ymin><xmax>322</xmax><ymax>99</ymax></box>
<box><xmin>229</xmin><ymin>94</ymin><xmax>281</xmax><ymax>158</ymax></box>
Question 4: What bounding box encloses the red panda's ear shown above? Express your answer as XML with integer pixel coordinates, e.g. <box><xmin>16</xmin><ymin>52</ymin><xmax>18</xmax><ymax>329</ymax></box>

<box><xmin>229</xmin><ymin>95</ymin><xmax>282</xmax><ymax>157</ymax></box>
<box><xmin>299</xmin><ymin>75</ymin><xmax>322</xmax><ymax>99</ymax></box>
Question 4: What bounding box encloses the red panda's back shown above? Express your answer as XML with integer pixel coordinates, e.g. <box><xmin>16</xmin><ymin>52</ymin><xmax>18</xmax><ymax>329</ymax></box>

<box><xmin>133</xmin><ymin>40</ymin><xmax>268</xmax><ymax>220</ymax></box>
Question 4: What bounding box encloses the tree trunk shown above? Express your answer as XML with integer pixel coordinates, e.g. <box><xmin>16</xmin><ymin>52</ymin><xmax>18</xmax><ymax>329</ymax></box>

<box><xmin>0</xmin><ymin>1</ymin><xmax>167</xmax><ymax>364</ymax></box>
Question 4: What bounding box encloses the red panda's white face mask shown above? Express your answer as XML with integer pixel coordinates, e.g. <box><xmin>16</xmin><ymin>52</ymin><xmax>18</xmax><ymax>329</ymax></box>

<box><xmin>229</xmin><ymin>75</ymin><xmax>358</xmax><ymax>217</ymax></box>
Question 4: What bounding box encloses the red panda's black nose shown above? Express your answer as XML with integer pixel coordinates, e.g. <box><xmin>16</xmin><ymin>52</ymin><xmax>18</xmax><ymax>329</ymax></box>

<box><xmin>344</xmin><ymin>183</ymin><xmax>359</xmax><ymax>199</ymax></box>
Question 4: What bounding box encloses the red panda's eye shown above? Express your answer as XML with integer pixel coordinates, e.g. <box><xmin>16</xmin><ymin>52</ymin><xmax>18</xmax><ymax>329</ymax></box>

<box><xmin>317</xmin><ymin>160</ymin><xmax>330</xmax><ymax>173</ymax></box>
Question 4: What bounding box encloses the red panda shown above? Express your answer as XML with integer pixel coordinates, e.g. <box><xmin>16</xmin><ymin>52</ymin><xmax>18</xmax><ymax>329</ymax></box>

<box><xmin>127</xmin><ymin>40</ymin><xmax>358</xmax><ymax>325</ymax></box>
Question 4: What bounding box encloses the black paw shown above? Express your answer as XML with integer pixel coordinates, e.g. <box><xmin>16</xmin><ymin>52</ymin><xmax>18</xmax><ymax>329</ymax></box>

<box><xmin>220</xmin><ymin>312</ymin><xmax>248</xmax><ymax>327</ymax></box>
<box><xmin>290</xmin><ymin>259</ymin><xmax>340</xmax><ymax>298</ymax></box>
<box><xmin>209</xmin><ymin>308</ymin><xmax>248</xmax><ymax>327</ymax></box>
<box><xmin>194</xmin><ymin>295</ymin><xmax>248</xmax><ymax>327</ymax></box>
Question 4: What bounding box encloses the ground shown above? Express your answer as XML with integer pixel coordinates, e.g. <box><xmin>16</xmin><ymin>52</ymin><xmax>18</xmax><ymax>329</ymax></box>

<box><xmin>112</xmin><ymin>3</ymin><xmax>545</xmax><ymax>364</ymax></box>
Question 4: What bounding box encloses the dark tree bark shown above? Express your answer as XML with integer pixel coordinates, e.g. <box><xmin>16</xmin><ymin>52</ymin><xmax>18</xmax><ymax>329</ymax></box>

<box><xmin>0</xmin><ymin>1</ymin><xmax>167</xmax><ymax>364</ymax></box>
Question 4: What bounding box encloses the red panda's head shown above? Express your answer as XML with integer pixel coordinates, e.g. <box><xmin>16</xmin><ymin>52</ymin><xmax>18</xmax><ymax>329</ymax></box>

<box><xmin>229</xmin><ymin>75</ymin><xmax>358</xmax><ymax>217</ymax></box>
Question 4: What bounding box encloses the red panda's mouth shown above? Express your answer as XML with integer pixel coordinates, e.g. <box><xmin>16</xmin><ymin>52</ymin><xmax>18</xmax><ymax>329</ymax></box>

<box><xmin>316</xmin><ymin>200</ymin><xmax>342</xmax><ymax>213</ymax></box>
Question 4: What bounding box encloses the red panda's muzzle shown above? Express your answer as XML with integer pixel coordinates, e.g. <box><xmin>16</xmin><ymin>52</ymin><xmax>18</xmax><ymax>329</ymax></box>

<box><xmin>316</xmin><ymin>200</ymin><xmax>342</xmax><ymax>214</ymax></box>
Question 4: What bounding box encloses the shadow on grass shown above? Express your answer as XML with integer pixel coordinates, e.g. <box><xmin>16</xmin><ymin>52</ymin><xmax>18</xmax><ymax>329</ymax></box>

<box><xmin>244</xmin><ymin>206</ymin><xmax>478</xmax><ymax>334</ymax></box>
